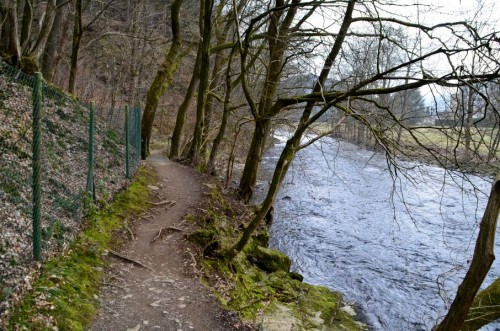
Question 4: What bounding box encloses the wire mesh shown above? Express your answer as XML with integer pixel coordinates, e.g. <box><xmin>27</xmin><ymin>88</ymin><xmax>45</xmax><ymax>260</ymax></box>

<box><xmin>0</xmin><ymin>60</ymin><xmax>142</xmax><ymax>298</ymax></box>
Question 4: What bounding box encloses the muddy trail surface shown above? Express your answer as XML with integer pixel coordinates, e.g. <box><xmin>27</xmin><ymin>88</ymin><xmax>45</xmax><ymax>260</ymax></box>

<box><xmin>90</xmin><ymin>151</ymin><xmax>242</xmax><ymax>331</ymax></box>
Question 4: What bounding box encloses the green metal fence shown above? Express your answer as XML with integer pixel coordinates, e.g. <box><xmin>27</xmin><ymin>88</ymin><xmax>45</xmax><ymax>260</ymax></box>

<box><xmin>0</xmin><ymin>59</ymin><xmax>141</xmax><ymax>275</ymax></box>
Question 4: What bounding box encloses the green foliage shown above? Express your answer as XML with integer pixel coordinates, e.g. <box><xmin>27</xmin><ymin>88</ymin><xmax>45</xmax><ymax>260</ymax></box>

<box><xmin>6</xmin><ymin>166</ymin><xmax>155</xmax><ymax>331</ymax></box>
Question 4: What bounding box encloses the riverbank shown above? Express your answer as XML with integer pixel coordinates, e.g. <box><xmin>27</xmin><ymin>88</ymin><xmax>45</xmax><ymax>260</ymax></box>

<box><xmin>186</xmin><ymin>182</ymin><xmax>367</xmax><ymax>330</ymax></box>
<box><xmin>330</xmin><ymin>128</ymin><xmax>499</xmax><ymax>178</ymax></box>
<box><xmin>257</xmin><ymin>135</ymin><xmax>500</xmax><ymax>330</ymax></box>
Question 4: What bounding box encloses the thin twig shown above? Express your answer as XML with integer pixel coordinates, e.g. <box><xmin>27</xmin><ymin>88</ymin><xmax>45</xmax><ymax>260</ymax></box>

<box><xmin>108</xmin><ymin>250</ymin><xmax>155</xmax><ymax>272</ymax></box>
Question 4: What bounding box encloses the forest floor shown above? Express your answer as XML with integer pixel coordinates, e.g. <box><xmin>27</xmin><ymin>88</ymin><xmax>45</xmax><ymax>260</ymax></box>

<box><xmin>89</xmin><ymin>150</ymin><xmax>246</xmax><ymax>331</ymax></box>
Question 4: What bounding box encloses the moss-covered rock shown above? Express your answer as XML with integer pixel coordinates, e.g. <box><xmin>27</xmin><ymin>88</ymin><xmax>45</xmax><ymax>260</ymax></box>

<box><xmin>186</xmin><ymin>229</ymin><xmax>216</xmax><ymax>247</ymax></box>
<box><xmin>250</xmin><ymin>246</ymin><xmax>291</xmax><ymax>273</ymax></box>
<box><xmin>253</xmin><ymin>230</ymin><xmax>270</xmax><ymax>247</ymax></box>
<box><xmin>289</xmin><ymin>271</ymin><xmax>304</xmax><ymax>282</ymax></box>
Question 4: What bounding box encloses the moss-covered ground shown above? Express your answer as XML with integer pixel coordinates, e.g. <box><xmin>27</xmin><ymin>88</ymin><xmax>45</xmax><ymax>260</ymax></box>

<box><xmin>5</xmin><ymin>166</ymin><xmax>155</xmax><ymax>331</ymax></box>
<box><xmin>187</xmin><ymin>186</ymin><xmax>367</xmax><ymax>331</ymax></box>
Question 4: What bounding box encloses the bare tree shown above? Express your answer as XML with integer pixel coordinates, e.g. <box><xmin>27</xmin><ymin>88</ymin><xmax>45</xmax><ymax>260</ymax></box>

<box><xmin>140</xmin><ymin>0</ymin><xmax>185</xmax><ymax>158</ymax></box>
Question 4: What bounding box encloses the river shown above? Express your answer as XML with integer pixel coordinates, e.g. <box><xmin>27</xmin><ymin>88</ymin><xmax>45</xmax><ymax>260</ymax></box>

<box><xmin>254</xmin><ymin>134</ymin><xmax>500</xmax><ymax>330</ymax></box>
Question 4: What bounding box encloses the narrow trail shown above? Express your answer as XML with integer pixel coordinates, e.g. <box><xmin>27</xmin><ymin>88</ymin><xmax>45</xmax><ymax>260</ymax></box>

<box><xmin>90</xmin><ymin>151</ymin><xmax>240</xmax><ymax>331</ymax></box>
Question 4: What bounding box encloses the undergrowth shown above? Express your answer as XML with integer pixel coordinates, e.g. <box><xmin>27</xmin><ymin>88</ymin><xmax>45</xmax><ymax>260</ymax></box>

<box><xmin>188</xmin><ymin>185</ymin><xmax>366</xmax><ymax>330</ymax></box>
<box><xmin>5</xmin><ymin>166</ymin><xmax>155</xmax><ymax>331</ymax></box>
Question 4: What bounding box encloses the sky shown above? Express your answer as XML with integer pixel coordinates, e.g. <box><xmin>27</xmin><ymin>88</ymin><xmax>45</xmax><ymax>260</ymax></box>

<box><xmin>304</xmin><ymin>0</ymin><xmax>500</xmax><ymax>110</ymax></box>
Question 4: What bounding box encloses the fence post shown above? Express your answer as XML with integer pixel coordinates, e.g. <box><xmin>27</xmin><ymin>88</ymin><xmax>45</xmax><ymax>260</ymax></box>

<box><xmin>125</xmin><ymin>105</ymin><xmax>130</xmax><ymax>179</ymax></box>
<box><xmin>86</xmin><ymin>102</ymin><xmax>96</xmax><ymax>202</ymax></box>
<box><xmin>32</xmin><ymin>72</ymin><xmax>43</xmax><ymax>261</ymax></box>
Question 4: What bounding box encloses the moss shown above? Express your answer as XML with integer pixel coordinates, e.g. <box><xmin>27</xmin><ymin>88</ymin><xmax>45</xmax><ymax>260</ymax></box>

<box><xmin>249</xmin><ymin>246</ymin><xmax>291</xmax><ymax>273</ymax></box>
<box><xmin>18</xmin><ymin>57</ymin><xmax>38</xmax><ymax>74</ymax></box>
<box><xmin>463</xmin><ymin>277</ymin><xmax>500</xmax><ymax>331</ymax></box>
<box><xmin>187</xmin><ymin>229</ymin><xmax>216</xmax><ymax>247</ymax></box>
<box><xmin>6</xmin><ymin>166</ymin><xmax>155</xmax><ymax>331</ymax></box>
<box><xmin>253</xmin><ymin>230</ymin><xmax>270</xmax><ymax>247</ymax></box>
<box><xmin>194</xmin><ymin>187</ymin><xmax>366</xmax><ymax>330</ymax></box>
<box><xmin>289</xmin><ymin>271</ymin><xmax>304</xmax><ymax>282</ymax></box>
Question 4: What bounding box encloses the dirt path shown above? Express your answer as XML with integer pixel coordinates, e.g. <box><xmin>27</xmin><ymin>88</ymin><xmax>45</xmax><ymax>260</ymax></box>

<box><xmin>90</xmin><ymin>151</ymin><xmax>241</xmax><ymax>331</ymax></box>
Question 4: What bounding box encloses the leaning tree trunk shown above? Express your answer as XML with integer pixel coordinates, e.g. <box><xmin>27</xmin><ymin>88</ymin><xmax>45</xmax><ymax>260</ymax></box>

<box><xmin>237</xmin><ymin>0</ymin><xmax>299</xmax><ymax>202</ymax></box>
<box><xmin>230</xmin><ymin>0</ymin><xmax>357</xmax><ymax>253</ymax></box>
<box><xmin>435</xmin><ymin>174</ymin><xmax>500</xmax><ymax>331</ymax></box>
<box><xmin>140</xmin><ymin>0</ymin><xmax>184</xmax><ymax>159</ymax></box>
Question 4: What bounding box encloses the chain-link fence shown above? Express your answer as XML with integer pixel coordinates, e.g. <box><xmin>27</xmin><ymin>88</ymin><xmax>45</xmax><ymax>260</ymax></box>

<box><xmin>0</xmin><ymin>60</ymin><xmax>142</xmax><ymax>298</ymax></box>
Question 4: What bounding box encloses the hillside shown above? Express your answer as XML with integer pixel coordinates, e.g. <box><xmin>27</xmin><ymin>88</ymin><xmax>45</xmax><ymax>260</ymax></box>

<box><xmin>0</xmin><ymin>69</ymin><xmax>129</xmax><ymax>320</ymax></box>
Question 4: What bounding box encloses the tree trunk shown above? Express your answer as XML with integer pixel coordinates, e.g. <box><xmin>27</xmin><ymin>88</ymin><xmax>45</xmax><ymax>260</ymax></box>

<box><xmin>237</xmin><ymin>0</ymin><xmax>299</xmax><ymax>201</ymax></box>
<box><xmin>68</xmin><ymin>0</ymin><xmax>82</xmax><ymax>93</ymax></box>
<box><xmin>19</xmin><ymin>0</ymin><xmax>33</xmax><ymax>51</ymax></box>
<box><xmin>140</xmin><ymin>0</ymin><xmax>184</xmax><ymax>159</ymax></box>
<box><xmin>187</xmin><ymin>0</ymin><xmax>214</xmax><ymax>166</ymax></box>
<box><xmin>1</xmin><ymin>0</ymin><xmax>21</xmax><ymax>64</ymax></box>
<box><xmin>169</xmin><ymin>45</ymin><xmax>202</xmax><ymax>159</ymax></box>
<box><xmin>47</xmin><ymin>6</ymin><xmax>71</xmax><ymax>83</ymax></box>
<box><xmin>27</xmin><ymin>0</ymin><xmax>57</xmax><ymax>68</ymax></box>
<box><xmin>238</xmin><ymin>118</ymin><xmax>271</xmax><ymax>202</ymax></box>
<box><xmin>207</xmin><ymin>47</ymin><xmax>235</xmax><ymax>174</ymax></box>
<box><xmin>464</xmin><ymin>86</ymin><xmax>474</xmax><ymax>159</ymax></box>
<box><xmin>41</xmin><ymin>0</ymin><xmax>69</xmax><ymax>80</ymax></box>
<box><xmin>200</xmin><ymin>46</ymin><xmax>225</xmax><ymax>163</ymax></box>
<box><xmin>230</xmin><ymin>0</ymin><xmax>357</xmax><ymax>253</ymax></box>
<box><xmin>435</xmin><ymin>174</ymin><xmax>500</xmax><ymax>331</ymax></box>
<box><xmin>127</xmin><ymin>0</ymin><xmax>144</xmax><ymax>106</ymax></box>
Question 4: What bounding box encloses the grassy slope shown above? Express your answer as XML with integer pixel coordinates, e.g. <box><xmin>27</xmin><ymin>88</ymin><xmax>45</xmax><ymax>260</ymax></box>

<box><xmin>5</xmin><ymin>166</ymin><xmax>154</xmax><ymax>331</ymax></box>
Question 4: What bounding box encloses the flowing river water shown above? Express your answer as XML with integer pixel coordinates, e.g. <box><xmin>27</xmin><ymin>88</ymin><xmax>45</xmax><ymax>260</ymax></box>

<box><xmin>254</xmin><ymin>134</ymin><xmax>500</xmax><ymax>330</ymax></box>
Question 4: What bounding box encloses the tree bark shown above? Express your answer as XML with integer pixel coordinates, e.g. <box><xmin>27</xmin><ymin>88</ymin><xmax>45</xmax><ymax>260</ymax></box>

<box><xmin>237</xmin><ymin>0</ymin><xmax>299</xmax><ymax>202</ymax></box>
<box><xmin>0</xmin><ymin>0</ymin><xmax>21</xmax><ymax>64</ymax></box>
<box><xmin>27</xmin><ymin>0</ymin><xmax>57</xmax><ymax>68</ymax></box>
<box><xmin>435</xmin><ymin>174</ymin><xmax>500</xmax><ymax>331</ymax></box>
<box><xmin>238</xmin><ymin>118</ymin><xmax>271</xmax><ymax>202</ymax></box>
<box><xmin>68</xmin><ymin>0</ymin><xmax>82</xmax><ymax>93</ymax></box>
<box><xmin>187</xmin><ymin>0</ymin><xmax>214</xmax><ymax>166</ymax></box>
<box><xmin>19</xmin><ymin>0</ymin><xmax>33</xmax><ymax>51</ymax></box>
<box><xmin>169</xmin><ymin>45</ymin><xmax>202</xmax><ymax>159</ymax></box>
<box><xmin>127</xmin><ymin>0</ymin><xmax>144</xmax><ymax>106</ymax></box>
<box><xmin>230</xmin><ymin>0</ymin><xmax>357</xmax><ymax>254</ymax></box>
<box><xmin>41</xmin><ymin>0</ymin><xmax>69</xmax><ymax>80</ymax></box>
<box><xmin>207</xmin><ymin>47</ymin><xmax>236</xmax><ymax>174</ymax></box>
<box><xmin>464</xmin><ymin>86</ymin><xmax>474</xmax><ymax>159</ymax></box>
<box><xmin>140</xmin><ymin>0</ymin><xmax>184</xmax><ymax>159</ymax></box>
